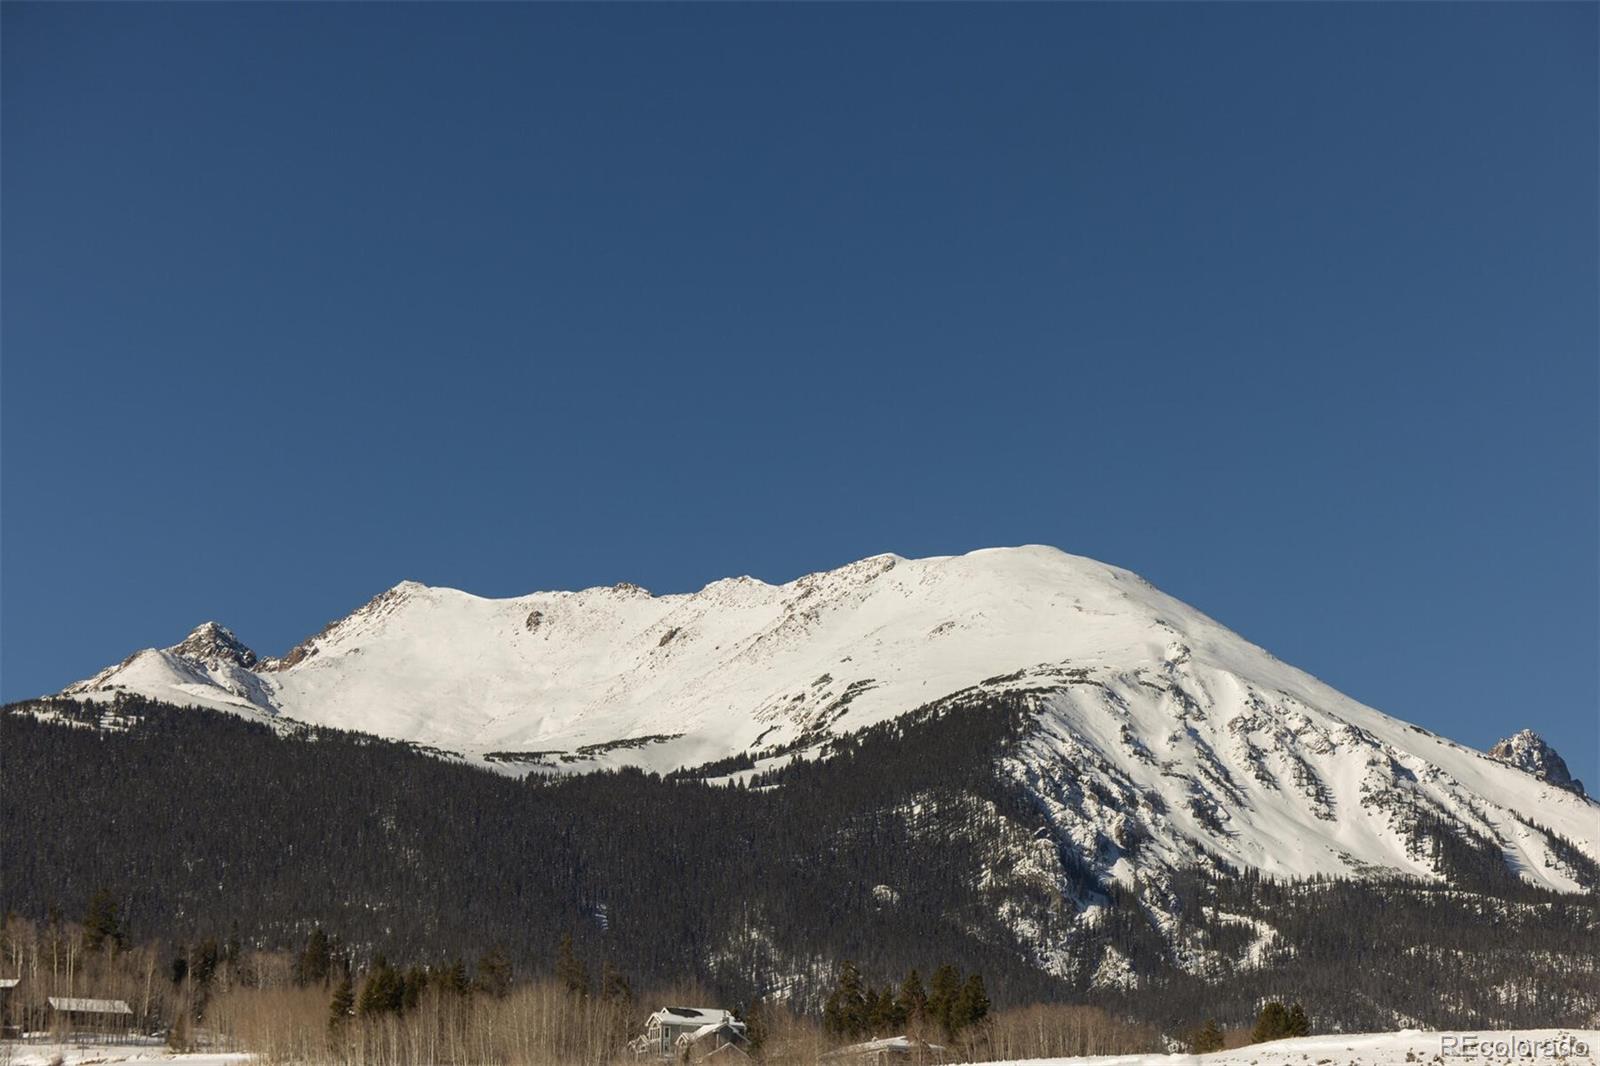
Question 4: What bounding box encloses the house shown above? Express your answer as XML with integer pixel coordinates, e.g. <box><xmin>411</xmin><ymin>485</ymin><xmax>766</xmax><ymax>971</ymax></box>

<box><xmin>675</xmin><ymin>1020</ymin><xmax>752</xmax><ymax>1063</ymax></box>
<box><xmin>821</xmin><ymin>1034</ymin><xmax>947</xmax><ymax>1064</ymax></box>
<box><xmin>47</xmin><ymin>996</ymin><xmax>133</xmax><ymax>1043</ymax></box>
<box><xmin>629</xmin><ymin>1006</ymin><xmax>750</xmax><ymax>1061</ymax></box>
<box><xmin>0</xmin><ymin>978</ymin><xmax>18</xmax><ymax>1037</ymax></box>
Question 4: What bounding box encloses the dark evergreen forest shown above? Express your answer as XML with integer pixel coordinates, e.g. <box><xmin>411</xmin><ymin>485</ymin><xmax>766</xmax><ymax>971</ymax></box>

<box><xmin>2</xmin><ymin>695</ymin><xmax>1594</xmax><ymax>1033</ymax></box>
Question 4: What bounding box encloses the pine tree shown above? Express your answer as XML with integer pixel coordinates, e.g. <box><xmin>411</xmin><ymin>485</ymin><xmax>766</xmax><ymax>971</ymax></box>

<box><xmin>823</xmin><ymin>960</ymin><xmax>869</xmax><ymax>1038</ymax></box>
<box><xmin>295</xmin><ymin>929</ymin><xmax>332</xmax><ymax>987</ymax></box>
<box><xmin>897</xmin><ymin>969</ymin><xmax>928</xmax><ymax>1026</ymax></box>
<box><xmin>885</xmin><ymin>984</ymin><xmax>909</xmax><ymax>1031</ymax></box>
<box><xmin>475</xmin><ymin>946</ymin><xmax>513</xmax><ymax>999</ymax></box>
<box><xmin>954</xmin><ymin>973</ymin><xmax>989</xmax><ymax>1030</ymax></box>
<box><xmin>328</xmin><ymin>974</ymin><xmax>355</xmax><ymax>1030</ymax></box>
<box><xmin>1286</xmin><ymin>1003</ymin><xmax>1310</xmax><ymax>1038</ymax></box>
<box><xmin>401</xmin><ymin>966</ymin><xmax>428</xmax><ymax>1012</ymax></box>
<box><xmin>555</xmin><ymin>934</ymin><xmax>589</xmax><ymax>997</ymax></box>
<box><xmin>742</xmin><ymin>1002</ymin><xmax>769</xmax><ymax>1053</ymax></box>
<box><xmin>1252</xmin><ymin>1001</ymin><xmax>1291</xmax><ymax>1043</ymax></box>
<box><xmin>82</xmin><ymin>888</ymin><xmax>124</xmax><ymax>952</ymax></box>
<box><xmin>599</xmin><ymin>960</ymin><xmax>632</xmax><ymax>1003</ymax></box>
<box><xmin>927</xmin><ymin>964</ymin><xmax>962</xmax><ymax>1038</ymax></box>
<box><xmin>866</xmin><ymin>986</ymin><xmax>900</xmax><ymax>1034</ymax></box>
<box><xmin>437</xmin><ymin>959</ymin><xmax>471</xmax><ymax>997</ymax></box>
<box><xmin>1191</xmin><ymin>1019</ymin><xmax>1224</xmax><ymax>1053</ymax></box>
<box><xmin>192</xmin><ymin>939</ymin><xmax>220</xmax><ymax>987</ymax></box>
<box><xmin>359</xmin><ymin>957</ymin><xmax>404</xmax><ymax>1016</ymax></box>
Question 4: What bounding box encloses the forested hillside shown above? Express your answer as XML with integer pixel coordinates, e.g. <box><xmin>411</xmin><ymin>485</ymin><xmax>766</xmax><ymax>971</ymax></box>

<box><xmin>1</xmin><ymin>694</ymin><xmax>1067</xmax><ymax>1009</ymax></box>
<box><xmin>3</xmin><ymin>695</ymin><xmax>1596</xmax><ymax>1033</ymax></box>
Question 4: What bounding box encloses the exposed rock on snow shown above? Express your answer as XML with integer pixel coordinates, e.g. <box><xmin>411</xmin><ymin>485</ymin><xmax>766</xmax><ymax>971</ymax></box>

<box><xmin>1489</xmin><ymin>728</ymin><xmax>1586</xmax><ymax>797</ymax></box>
<box><xmin>171</xmin><ymin>621</ymin><xmax>258</xmax><ymax>669</ymax></box>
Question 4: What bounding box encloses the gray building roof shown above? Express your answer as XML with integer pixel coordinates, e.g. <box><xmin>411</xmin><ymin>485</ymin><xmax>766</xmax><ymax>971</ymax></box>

<box><xmin>47</xmin><ymin>996</ymin><xmax>133</xmax><ymax>1015</ymax></box>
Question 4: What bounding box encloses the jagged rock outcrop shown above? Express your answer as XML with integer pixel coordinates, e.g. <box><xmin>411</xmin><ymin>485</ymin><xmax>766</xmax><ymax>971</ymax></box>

<box><xmin>1489</xmin><ymin>729</ymin><xmax>1586</xmax><ymax>797</ymax></box>
<box><xmin>171</xmin><ymin>621</ymin><xmax>258</xmax><ymax>670</ymax></box>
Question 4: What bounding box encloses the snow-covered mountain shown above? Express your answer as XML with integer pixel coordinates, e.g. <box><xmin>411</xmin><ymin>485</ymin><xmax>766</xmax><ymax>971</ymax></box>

<box><xmin>57</xmin><ymin>546</ymin><xmax>1599</xmax><ymax>894</ymax></box>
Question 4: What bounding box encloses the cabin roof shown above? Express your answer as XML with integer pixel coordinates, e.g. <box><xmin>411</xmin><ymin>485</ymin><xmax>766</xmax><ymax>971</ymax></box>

<box><xmin>823</xmin><ymin>1034</ymin><xmax>945</xmax><ymax>1057</ymax></box>
<box><xmin>650</xmin><ymin>1006</ymin><xmax>741</xmax><ymax>1029</ymax></box>
<box><xmin>47</xmin><ymin>996</ymin><xmax>133</xmax><ymax>1015</ymax></box>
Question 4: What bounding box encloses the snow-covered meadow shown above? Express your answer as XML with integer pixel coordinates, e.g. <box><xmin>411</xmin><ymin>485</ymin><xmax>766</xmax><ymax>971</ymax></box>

<box><xmin>5</xmin><ymin>1042</ymin><xmax>249</xmax><ymax>1066</ymax></box>
<box><xmin>6</xmin><ymin>1030</ymin><xmax>1594</xmax><ymax>1066</ymax></box>
<box><xmin>976</xmin><ymin>1029</ymin><xmax>1596</xmax><ymax>1066</ymax></box>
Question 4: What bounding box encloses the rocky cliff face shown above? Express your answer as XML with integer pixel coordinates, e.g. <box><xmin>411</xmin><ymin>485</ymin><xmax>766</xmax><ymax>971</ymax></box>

<box><xmin>1490</xmin><ymin>729</ymin><xmax>1586</xmax><ymax>797</ymax></box>
<box><xmin>170</xmin><ymin>621</ymin><xmax>259</xmax><ymax>670</ymax></box>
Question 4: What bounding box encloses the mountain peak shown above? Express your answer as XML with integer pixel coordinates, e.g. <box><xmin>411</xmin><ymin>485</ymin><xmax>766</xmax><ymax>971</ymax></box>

<box><xmin>46</xmin><ymin>545</ymin><xmax>1600</xmax><ymax>893</ymax></box>
<box><xmin>1488</xmin><ymin>729</ymin><xmax>1586</xmax><ymax>797</ymax></box>
<box><xmin>171</xmin><ymin>621</ymin><xmax>258</xmax><ymax>669</ymax></box>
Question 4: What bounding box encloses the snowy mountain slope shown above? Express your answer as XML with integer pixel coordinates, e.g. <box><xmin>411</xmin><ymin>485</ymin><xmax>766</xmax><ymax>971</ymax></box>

<box><xmin>57</xmin><ymin>546</ymin><xmax>1599</xmax><ymax>893</ymax></box>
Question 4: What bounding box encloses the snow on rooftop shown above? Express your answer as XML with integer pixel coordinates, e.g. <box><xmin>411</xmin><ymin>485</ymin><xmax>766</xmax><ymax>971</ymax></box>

<box><xmin>824</xmin><ymin>1034</ymin><xmax>944</xmax><ymax>1056</ymax></box>
<box><xmin>653</xmin><ymin>1006</ymin><xmax>739</xmax><ymax>1026</ymax></box>
<box><xmin>48</xmin><ymin>996</ymin><xmax>132</xmax><ymax>1014</ymax></box>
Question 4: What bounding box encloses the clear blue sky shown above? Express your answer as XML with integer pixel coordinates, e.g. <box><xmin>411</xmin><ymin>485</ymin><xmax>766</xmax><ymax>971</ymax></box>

<box><xmin>4</xmin><ymin>4</ymin><xmax>1595</xmax><ymax>784</ymax></box>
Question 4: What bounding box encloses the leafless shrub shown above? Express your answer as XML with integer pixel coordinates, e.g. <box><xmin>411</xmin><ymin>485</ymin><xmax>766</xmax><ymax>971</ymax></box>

<box><xmin>959</xmin><ymin>1002</ymin><xmax>1160</xmax><ymax>1062</ymax></box>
